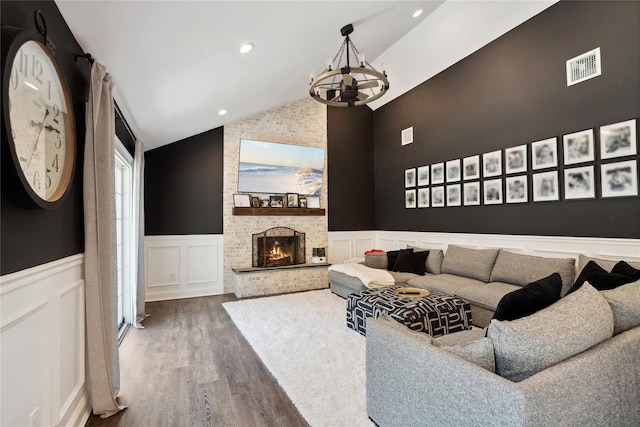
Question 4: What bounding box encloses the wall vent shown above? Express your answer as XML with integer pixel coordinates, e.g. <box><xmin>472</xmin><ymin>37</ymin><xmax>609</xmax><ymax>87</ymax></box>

<box><xmin>566</xmin><ymin>47</ymin><xmax>601</xmax><ymax>86</ymax></box>
<box><xmin>401</xmin><ymin>127</ymin><xmax>414</xmax><ymax>145</ymax></box>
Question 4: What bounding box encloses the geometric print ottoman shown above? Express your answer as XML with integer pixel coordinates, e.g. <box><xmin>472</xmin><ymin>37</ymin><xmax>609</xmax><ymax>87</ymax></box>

<box><xmin>346</xmin><ymin>284</ymin><xmax>472</xmax><ymax>337</ymax></box>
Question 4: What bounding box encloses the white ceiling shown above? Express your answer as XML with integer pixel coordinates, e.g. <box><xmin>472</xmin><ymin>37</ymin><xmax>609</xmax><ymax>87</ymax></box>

<box><xmin>55</xmin><ymin>1</ymin><xmax>556</xmax><ymax>151</ymax></box>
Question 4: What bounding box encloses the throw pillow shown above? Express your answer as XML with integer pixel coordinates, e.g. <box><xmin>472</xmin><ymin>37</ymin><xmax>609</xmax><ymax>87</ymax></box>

<box><xmin>386</xmin><ymin>250</ymin><xmax>402</xmax><ymax>271</ymax></box>
<box><xmin>393</xmin><ymin>249</ymin><xmax>429</xmax><ymax>275</ymax></box>
<box><xmin>488</xmin><ymin>283</ymin><xmax>614</xmax><ymax>382</ymax></box>
<box><xmin>567</xmin><ymin>260</ymin><xmax>637</xmax><ymax>294</ymax></box>
<box><xmin>577</xmin><ymin>254</ymin><xmax>640</xmax><ymax>275</ymax></box>
<box><xmin>601</xmin><ymin>279</ymin><xmax>640</xmax><ymax>335</ymax></box>
<box><xmin>492</xmin><ymin>273</ymin><xmax>562</xmax><ymax>321</ymax></box>
<box><xmin>441</xmin><ymin>245</ymin><xmax>499</xmax><ymax>282</ymax></box>
<box><xmin>436</xmin><ymin>338</ymin><xmax>496</xmax><ymax>373</ymax></box>
<box><xmin>610</xmin><ymin>261</ymin><xmax>640</xmax><ymax>280</ymax></box>
<box><xmin>365</xmin><ymin>252</ymin><xmax>388</xmax><ymax>270</ymax></box>
<box><xmin>407</xmin><ymin>245</ymin><xmax>444</xmax><ymax>274</ymax></box>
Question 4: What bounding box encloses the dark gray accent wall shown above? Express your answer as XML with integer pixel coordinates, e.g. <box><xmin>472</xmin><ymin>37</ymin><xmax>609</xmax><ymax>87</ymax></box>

<box><xmin>145</xmin><ymin>127</ymin><xmax>224</xmax><ymax>235</ymax></box>
<box><xmin>328</xmin><ymin>105</ymin><xmax>376</xmax><ymax>230</ymax></box>
<box><xmin>1</xmin><ymin>1</ymin><xmax>88</xmax><ymax>275</ymax></box>
<box><xmin>373</xmin><ymin>0</ymin><xmax>640</xmax><ymax>238</ymax></box>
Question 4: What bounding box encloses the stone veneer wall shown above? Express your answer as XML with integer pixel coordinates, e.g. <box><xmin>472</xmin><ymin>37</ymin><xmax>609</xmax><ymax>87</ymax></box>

<box><xmin>223</xmin><ymin>98</ymin><xmax>329</xmax><ymax>297</ymax></box>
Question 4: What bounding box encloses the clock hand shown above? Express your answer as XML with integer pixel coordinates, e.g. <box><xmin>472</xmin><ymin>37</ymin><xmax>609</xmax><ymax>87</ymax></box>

<box><xmin>27</xmin><ymin>108</ymin><xmax>49</xmax><ymax>168</ymax></box>
<box><xmin>44</xmin><ymin>124</ymin><xmax>60</xmax><ymax>134</ymax></box>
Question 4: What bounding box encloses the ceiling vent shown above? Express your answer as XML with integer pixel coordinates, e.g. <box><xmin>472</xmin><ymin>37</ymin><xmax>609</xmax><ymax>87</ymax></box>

<box><xmin>566</xmin><ymin>47</ymin><xmax>601</xmax><ymax>86</ymax></box>
<box><xmin>401</xmin><ymin>127</ymin><xmax>414</xmax><ymax>145</ymax></box>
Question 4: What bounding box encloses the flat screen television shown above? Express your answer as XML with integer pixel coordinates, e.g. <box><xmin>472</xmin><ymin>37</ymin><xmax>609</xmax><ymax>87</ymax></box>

<box><xmin>237</xmin><ymin>139</ymin><xmax>325</xmax><ymax>196</ymax></box>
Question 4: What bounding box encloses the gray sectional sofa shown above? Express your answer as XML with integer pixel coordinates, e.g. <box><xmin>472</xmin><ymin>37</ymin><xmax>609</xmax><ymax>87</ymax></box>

<box><xmin>329</xmin><ymin>245</ymin><xmax>577</xmax><ymax>327</ymax></box>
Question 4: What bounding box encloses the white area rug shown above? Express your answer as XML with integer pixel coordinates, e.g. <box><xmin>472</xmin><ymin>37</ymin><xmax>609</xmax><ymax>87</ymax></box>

<box><xmin>223</xmin><ymin>289</ymin><xmax>374</xmax><ymax>427</ymax></box>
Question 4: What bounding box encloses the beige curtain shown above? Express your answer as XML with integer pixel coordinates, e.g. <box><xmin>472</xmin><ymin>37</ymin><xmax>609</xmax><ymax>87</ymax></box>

<box><xmin>84</xmin><ymin>61</ymin><xmax>126</xmax><ymax>417</ymax></box>
<box><xmin>132</xmin><ymin>140</ymin><xmax>148</xmax><ymax>328</ymax></box>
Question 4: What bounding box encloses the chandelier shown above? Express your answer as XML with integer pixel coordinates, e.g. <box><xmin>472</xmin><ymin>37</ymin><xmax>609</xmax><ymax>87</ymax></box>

<box><xmin>309</xmin><ymin>24</ymin><xmax>389</xmax><ymax>107</ymax></box>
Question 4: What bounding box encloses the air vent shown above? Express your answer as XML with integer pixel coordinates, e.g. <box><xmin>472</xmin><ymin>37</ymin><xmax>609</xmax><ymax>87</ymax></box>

<box><xmin>566</xmin><ymin>47</ymin><xmax>601</xmax><ymax>86</ymax></box>
<box><xmin>401</xmin><ymin>127</ymin><xmax>414</xmax><ymax>145</ymax></box>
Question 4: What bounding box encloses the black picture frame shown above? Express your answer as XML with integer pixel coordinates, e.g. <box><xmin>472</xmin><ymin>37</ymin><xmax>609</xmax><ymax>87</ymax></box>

<box><xmin>269</xmin><ymin>195</ymin><xmax>284</xmax><ymax>208</ymax></box>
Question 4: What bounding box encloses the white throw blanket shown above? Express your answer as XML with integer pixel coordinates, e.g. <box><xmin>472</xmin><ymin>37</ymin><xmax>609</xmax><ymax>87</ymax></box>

<box><xmin>329</xmin><ymin>263</ymin><xmax>394</xmax><ymax>288</ymax></box>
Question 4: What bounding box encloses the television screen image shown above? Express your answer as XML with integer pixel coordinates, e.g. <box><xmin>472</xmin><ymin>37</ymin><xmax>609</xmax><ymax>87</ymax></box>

<box><xmin>237</xmin><ymin>139</ymin><xmax>325</xmax><ymax>195</ymax></box>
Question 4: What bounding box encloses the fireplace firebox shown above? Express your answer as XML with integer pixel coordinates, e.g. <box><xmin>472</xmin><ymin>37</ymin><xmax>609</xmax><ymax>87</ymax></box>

<box><xmin>252</xmin><ymin>227</ymin><xmax>305</xmax><ymax>268</ymax></box>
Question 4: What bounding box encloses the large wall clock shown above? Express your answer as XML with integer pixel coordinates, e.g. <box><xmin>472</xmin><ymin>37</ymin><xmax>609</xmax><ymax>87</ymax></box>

<box><xmin>1</xmin><ymin>26</ymin><xmax>75</xmax><ymax>209</ymax></box>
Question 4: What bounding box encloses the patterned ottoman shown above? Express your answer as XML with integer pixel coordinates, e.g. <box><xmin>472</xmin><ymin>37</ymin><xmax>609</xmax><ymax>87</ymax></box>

<box><xmin>346</xmin><ymin>285</ymin><xmax>472</xmax><ymax>337</ymax></box>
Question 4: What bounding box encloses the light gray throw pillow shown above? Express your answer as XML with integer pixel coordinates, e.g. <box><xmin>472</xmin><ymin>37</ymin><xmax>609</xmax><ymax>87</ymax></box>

<box><xmin>365</xmin><ymin>252</ymin><xmax>388</xmax><ymax>270</ymax></box>
<box><xmin>407</xmin><ymin>246</ymin><xmax>444</xmax><ymax>274</ymax></box>
<box><xmin>441</xmin><ymin>245</ymin><xmax>499</xmax><ymax>282</ymax></box>
<box><xmin>601</xmin><ymin>279</ymin><xmax>640</xmax><ymax>335</ymax></box>
<box><xmin>577</xmin><ymin>254</ymin><xmax>640</xmax><ymax>274</ymax></box>
<box><xmin>435</xmin><ymin>337</ymin><xmax>496</xmax><ymax>373</ymax></box>
<box><xmin>488</xmin><ymin>283</ymin><xmax>614</xmax><ymax>382</ymax></box>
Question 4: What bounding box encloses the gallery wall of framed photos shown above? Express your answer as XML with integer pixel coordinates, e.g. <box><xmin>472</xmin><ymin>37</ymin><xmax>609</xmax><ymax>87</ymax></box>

<box><xmin>374</xmin><ymin>1</ymin><xmax>640</xmax><ymax>238</ymax></box>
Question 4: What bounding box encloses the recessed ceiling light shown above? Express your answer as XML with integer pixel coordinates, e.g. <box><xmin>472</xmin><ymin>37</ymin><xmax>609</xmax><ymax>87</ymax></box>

<box><xmin>218</xmin><ymin>109</ymin><xmax>227</xmax><ymax>116</ymax></box>
<box><xmin>239</xmin><ymin>43</ymin><xmax>254</xmax><ymax>54</ymax></box>
<box><xmin>412</xmin><ymin>9</ymin><xmax>423</xmax><ymax>18</ymax></box>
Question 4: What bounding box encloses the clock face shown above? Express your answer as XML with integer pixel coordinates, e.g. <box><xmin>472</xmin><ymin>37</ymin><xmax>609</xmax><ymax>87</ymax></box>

<box><xmin>7</xmin><ymin>39</ymin><xmax>74</xmax><ymax>203</ymax></box>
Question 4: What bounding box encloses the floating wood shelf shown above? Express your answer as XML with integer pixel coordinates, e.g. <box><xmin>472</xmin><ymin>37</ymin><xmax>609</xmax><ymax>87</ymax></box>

<box><xmin>233</xmin><ymin>207</ymin><xmax>325</xmax><ymax>216</ymax></box>
<box><xmin>232</xmin><ymin>263</ymin><xmax>330</xmax><ymax>273</ymax></box>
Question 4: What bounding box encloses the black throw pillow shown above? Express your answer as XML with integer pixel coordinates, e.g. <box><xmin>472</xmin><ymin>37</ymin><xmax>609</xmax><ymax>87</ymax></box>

<box><xmin>610</xmin><ymin>261</ymin><xmax>640</xmax><ymax>281</ymax></box>
<box><xmin>386</xmin><ymin>250</ymin><xmax>403</xmax><ymax>271</ymax></box>
<box><xmin>567</xmin><ymin>260</ymin><xmax>637</xmax><ymax>294</ymax></box>
<box><xmin>392</xmin><ymin>249</ymin><xmax>429</xmax><ymax>275</ymax></box>
<box><xmin>492</xmin><ymin>273</ymin><xmax>562</xmax><ymax>321</ymax></box>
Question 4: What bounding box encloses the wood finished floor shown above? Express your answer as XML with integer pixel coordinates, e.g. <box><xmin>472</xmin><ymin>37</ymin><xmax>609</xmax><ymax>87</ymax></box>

<box><xmin>85</xmin><ymin>295</ymin><xmax>309</xmax><ymax>427</ymax></box>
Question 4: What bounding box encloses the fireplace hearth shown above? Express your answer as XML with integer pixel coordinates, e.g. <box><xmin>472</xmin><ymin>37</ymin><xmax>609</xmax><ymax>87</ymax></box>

<box><xmin>253</xmin><ymin>227</ymin><xmax>305</xmax><ymax>268</ymax></box>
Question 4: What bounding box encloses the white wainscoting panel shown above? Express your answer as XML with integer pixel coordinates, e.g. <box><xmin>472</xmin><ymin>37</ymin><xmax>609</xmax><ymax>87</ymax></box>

<box><xmin>145</xmin><ymin>235</ymin><xmax>224</xmax><ymax>301</ymax></box>
<box><xmin>0</xmin><ymin>254</ymin><xmax>90</xmax><ymax>427</ymax></box>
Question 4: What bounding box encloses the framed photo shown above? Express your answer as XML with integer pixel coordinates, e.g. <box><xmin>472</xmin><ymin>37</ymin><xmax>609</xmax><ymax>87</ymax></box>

<box><xmin>463</xmin><ymin>182</ymin><xmax>480</xmax><ymax>206</ymax></box>
<box><xmin>405</xmin><ymin>168</ymin><xmax>416</xmax><ymax>187</ymax></box>
<box><xmin>260</xmin><ymin>198</ymin><xmax>270</xmax><ymax>207</ymax></box>
<box><xmin>463</xmin><ymin>155</ymin><xmax>480</xmax><ymax>180</ymax></box>
<box><xmin>405</xmin><ymin>189</ymin><xmax>416</xmax><ymax>208</ymax></box>
<box><xmin>600</xmin><ymin>119</ymin><xmax>637</xmax><ymax>159</ymax></box>
<box><xmin>417</xmin><ymin>188</ymin><xmax>430</xmax><ymax>208</ymax></box>
<box><xmin>269</xmin><ymin>195</ymin><xmax>284</xmax><ymax>208</ymax></box>
<box><xmin>431</xmin><ymin>163</ymin><xmax>445</xmax><ymax>185</ymax></box>
<box><xmin>483</xmin><ymin>150</ymin><xmax>502</xmax><ymax>177</ymax></box>
<box><xmin>446</xmin><ymin>159</ymin><xmax>461</xmax><ymax>183</ymax></box>
<box><xmin>299</xmin><ymin>197</ymin><xmax>307</xmax><ymax>208</ymax></box>
<box><xmin>563</xmin><ymin>129</ymin><xmax>594</xmax><ymax>165</ymax></box>
<box><xmin>505</xmin><ymin>145</ymin><xmax>527</xmax><ymax>174</ymax></box>
<box><xmin>506</xmin><ymin>175</ymin><xmax>528</xmax><ymax>203</ymax></box>
<box><xmin>417</xmin><ymin>165</ymin><xmax>430</xmax><ymax>186</ymax></box>
<box><xmin>233</xmin><ymin>193</ymin><xmax>251</xmax><ymax>207</ymax></box>
<box><xmin>533</xmin><ymin>171</ymin><xmax>559</xmax><ymax>202</ymax></box>
<box><xmin>447</xmin><ymin>184</ymin><xmax>461</xmax><ymax>206</ymax></box>
<box><xmin>431</xmin><ymin>186</ymin><xmax>445</xmax><ymax>207</ymax></box>
<box><xmin>601</xmin><ymin>160</ymin><xmax>638</xmax><ymax>198</ymax></box>
<box><xmin>286</xmin><ymin>193</ymin><xmax>299</xmax><ymax>208</ymax></box>
<box><xmin>564</xmin><ymin>166</ymin><xmax>595</xmax><ymax>200</ymax></box>
<box><xmin>306</xmin><ymin>196</ymin><xmax>320</xmax><ymax>208</ymax></box>
<box><xmin>483</xmin><ymin>179</ymin><xmax>503</xmax><ymax>205</ymax></box>
<box><xmin>532</xmin><ymin>137</ymin><xmax>558</xmax><ymax>170</ymax></box>
<box><xmin>251</xmin><ymin>196</ymin><xmax>260</xmax><ymax>208</ymax></box>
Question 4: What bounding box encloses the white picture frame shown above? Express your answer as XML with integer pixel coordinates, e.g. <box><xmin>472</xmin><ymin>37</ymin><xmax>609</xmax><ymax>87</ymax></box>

<box><xmin>505</xmin><ymin>144</ymin><xmax>527</xmax><ymax>174</ymax></box>
<box><xmin>405</xmin><ymin>189</ymin><xmax>416</xmax><ymax>208</ymax></box>
<box><xmin>564</xmin><ymin>165</ymin><xmax>595</xmax><ymax>200</ymax></box>
<box><xmin>463</xmin><ymin>182</ymin><xmax>480</xmax><ymax>206</ymax></box>
<box><xmin>601</xmin><ymin>160</ymin><xmax>638</xmax><ymax>198</ymax></box>
<box><xmin>446</xmin><ymin>159</ymin><xmax>461</xmax><ymax>183</ymax></box>
<box><xmin>533</xmin><ymin>171</ymin><xmax>559</xmax><ymax>202</ymax></box>
<box><xmin>431</xmin><ymin>186</ymin><xmax>445</xmax><ymax>207</ymax></box>
<box><xmin>531</xmin><ymin>137</ymin><xmax>558</xmax><ymax>170</ymax></box>
<box><xmin>600</xmin><ymin>119</ymin><xmax>637</xmax><ymax>159</ymax></box>
<box><xmin>483</xmin><ymin>150</ymin><xmax>502</xmax><ymax>177</ymax></box>
<box><xmin>463</xmin><ymin>155</ymin><xmax>480</xmax><ymax>180</ymax></box>
<box><xmin>306</xmin><ymin>196</ymin><xmax>320</xmax><ymax>208</ymax></box>
<box><xmin>563</xmin><ymin>129</ymin><xmax>594</xmax><ymax>165</ymax></box>
<box><xmin>447</xmin><ymin>184</ymin><xmax>461</xmax><ymax>207</ymax></box>
<box><xmin>417</xmin><ymin>165</ymin><xmax>430</xmax><ymax>186</ymax></box>
<box><xmin>405</xmin><ymin>168</ymin><xmax>416</xmax><ymax>188</ymax></box>
<box><xmin>417</xmin><ymin>188</ymin><xmax>430</xmax><ymax>208</ymax></box>
<box><xmin>431</xmin><ymin>163</ymin><xmax>445</xmax><ymax>185</ymax></box>
<box><xmin>483</xmin><ymin>179</ymin><xmax>503</xmax><ymax>205</ymax></box>
<box><xmin>233</xmin><ymin>193</ymin><xmax>251</xmax><ymax>207</ymax></box>
<box><xmin>505</xmin><ymin>175</ymin><xmax>528</xmax><ymax>203</ymax></box>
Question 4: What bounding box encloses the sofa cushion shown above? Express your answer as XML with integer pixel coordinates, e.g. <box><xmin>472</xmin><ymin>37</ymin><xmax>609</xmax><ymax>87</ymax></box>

<box><xmin>365</xmin><ymin>252</ymin><xmax>388</xmax><ymax>270</ymax></box>
<box><xmin>488</xmin><ymin>283</ymin><xmax>614</xmax><ymax>382</ymax></box>
<box><xmin>441</xmin><ymin>245</ymin><xmax>499</xmax><ymax>282</ymax></box>
<box><xmin>601</xmin><ymin>279</ymin><xmax>640</xmax><ymax>335</ymax></box>
<box><xmin>432</xmin><ymin>328</ymin><xmax>487</xmax><ymax>346</ymax></box>
<box><xmin>393</xmin><ymin>249</ymin><xmax>429</xmax><ymax>275</ymax></box>
<box><xmin>435</xmin><ymin>337</ymin><xmax>496</xmax><ymax>373</ymax></box>
<box><xmin>408</xmin><ymin>246</ymin><xmax>444</xmax><ymax>274</ymax></box>
<box><xmin>577</xmin><ymin>254</ymin><xmax>640</xmax><ymax>274</ymax></box>
<box><xmin>492</xmin><ymin>273</ymin><xmax>563</xmax><ymax>321</ymax></box>
<box><xmin>407</xmin><ymin>274</ymin><xmax>485</xmax><ymax>295</ymax></box>
<box><xmin>567</xmin><ymin>260</ymin><xmax>638</xmax><ymax>294</ymax></box>
<box><xmin>388</xmin><ymin>271</ymin><xmax>420</xmax><ymax>284</ymax></box>
<box><xmin>455</xmin><ymin>282</ymin><xmax>521</xmax><ymax>311</ymax></box>
<box><xmin>489</xmin><ymin>250</ymin><xmax>576</xmax><ymax>296</ymax></box>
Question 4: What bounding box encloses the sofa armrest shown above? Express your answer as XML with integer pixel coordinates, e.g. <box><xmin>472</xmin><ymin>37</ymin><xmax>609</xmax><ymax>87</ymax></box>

<box><xmin>366</xmin><ymin>316</ymin><xmax>525</xmax><ymax>427</ymax></box>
